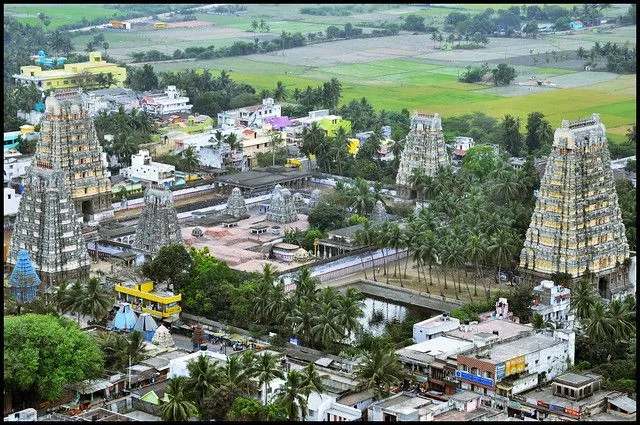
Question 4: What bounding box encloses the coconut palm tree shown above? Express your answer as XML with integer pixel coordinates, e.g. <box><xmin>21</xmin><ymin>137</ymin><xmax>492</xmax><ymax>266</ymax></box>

<box><xmin>186</xmin><ymin>354</ymin><xmax>223</xmax><ymax>407</ymax></box>
<box><xmin>349</xmin><ymin>177</ymin><xmax>375</xmax><ymax>217</ymax></box>
<box><xmin>81</xmin><ymin>277</ymin><xmax>113</xmax><ymax>323</ymax></box>
<box><xmin>160</xmin><ymin>376</ymin><xmax>200</xmax><ymax>421</ymax></box>
<box><xmin>464</xmin><ymin>233</ymin><xmax>487</xmax><ymax>297</ymax></box>
<box><xmin>301</xmin><ymin>362</ymin><xmax>327</xmax><ymax>398</ymax></box>
<box><xmin>294</xmin><ymin>267</ymin><xmax>318</xmax><ymax>302</ymax></box>
<box><xmin>63</xmin><ymin>279</ymin><xmax>85</xmax><ymax>326</ymax></box>
<box><xmin>606</xmin><ymin>299</ymin><xmax>635</xmax><ymax>341</ymax></box>
<box><xmin>300</xmin><ymin>121</ymin><xmax>325</xmax><ymax>161</ymax></box>
<box><xmin>569</xmin><ymin>276</ymin><xmax>598</xmax><ymax>321</ymax></box>
<box><xmin>272</xmin><ymin>81</ymin><xmax>287</xmax><ymax>102</ymax></box>
<box><xmin>312</xmin><ymin>303</ymin><xmax>342</xmax><ymax>349</ymax></box>
<box><xmin>275</xmin><ymin>370</ymin><xmax>309</xmax><ymax>420</ymax></box>
<box><xmin>127</xmin><ymin>330</ymin><xmax>147</xmax><ymax>366</ymax></box>
<box><xmin>252</xmin><ymin>352</ymin><xmax>285</xmax><ymax>405</ymax></box>
<box><xmin>286</xmin><ymin>299</ymin><xmax>315</xmax><ymax>348</ymax></box>
<box><xmin>386</xmin><ymin>223</ymin><xmax>405</xmax><ymax>286</ymax></box>
<box><xmin>582</xmin><ymin>301</ymin><xmax>611</xmax><ymax>342</ymax></box>
<box><xmin>354</xmin><ymin>221</ymin><xmax>379</xmax><ymax>281</ymax></box>
<box><xmin>355</xmin><ymin>341</ymin><xmax>410</xmax><ymax>399</ymax></box>
<box><xmin>182</xmin><ymin>146</ymin><xmax>200</xmax><ymax>172</ymax></box>
<box><xmin>488</xmin><ymin>229</ymin><xmax>517</xmax><ymax>289</ymax></box>
<box><xmin>223</xmin><ymin>354</ymin><xmax>259</xmax><ymax>397</ymax></box>
<box><xmin>334</xmin><ymin>288</ymin><xmax>365</xmax><ymax>339</ymax></box>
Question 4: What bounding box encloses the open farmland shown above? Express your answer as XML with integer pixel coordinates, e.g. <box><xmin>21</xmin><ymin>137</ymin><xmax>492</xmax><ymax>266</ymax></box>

<box><xmin>4</xmin><ymin>4</ymin><xmax>116</xmax><ymax>28</ymax></box>
<box><xmin>145</xmin><ymin>22</ymin><xmax>635</xmax><ymax>136</ymax></box>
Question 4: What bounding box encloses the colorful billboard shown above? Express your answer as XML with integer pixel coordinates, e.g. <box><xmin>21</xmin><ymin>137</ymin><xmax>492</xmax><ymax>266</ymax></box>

<box><xmin>505</xmin><ymin>355</ymin><xmax>526</xmax><ymax>376</ymax></box>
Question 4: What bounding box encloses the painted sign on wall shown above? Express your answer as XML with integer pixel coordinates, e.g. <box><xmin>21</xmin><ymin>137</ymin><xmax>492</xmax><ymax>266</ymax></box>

<box><xmin>505</xmin><ymin>355</ymin><xmax>526</xmax><ymax>376</ymax></box>
<box><xmin>455</xmin><ymin>370</ymin><xmax>494</xmax><ymax>387</ymax></box>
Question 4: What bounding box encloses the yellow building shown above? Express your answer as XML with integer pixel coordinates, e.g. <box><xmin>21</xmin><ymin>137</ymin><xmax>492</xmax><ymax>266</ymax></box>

<box><xmin>13</xmin><ymin>52</ymin><xmax>126</xmax><ymax>92</ymax></box>
<box><xmin>114</xmin><ymin>280</ymin><xmax>182</xmax><ymax>319</ymax></box>
<box><xmin>348</xmin><ymin>138</ymin><xmax>360</xmax><ymax>155</ymax></box>
<box><xmin>154</xmin><ymin>22</ymin><xmax>167</xmax><ymax>29</ymax></box>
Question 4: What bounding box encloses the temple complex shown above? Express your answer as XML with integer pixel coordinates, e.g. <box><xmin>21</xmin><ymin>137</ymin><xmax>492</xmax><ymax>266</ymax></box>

<box><xmin>7</xmin><ymin>249</ymin><xmax>41</xmax><ymax>303</ymax></box>
<box><xmin>371</xmin><ymin>200</ymin><xmax>388</xmax><ymax>223</ymax></box>
<box><xmin>7</xmin><ymin>165</ymin><xmax>90</xmax><ymax>286</ymax></box>
<box><xmin>395</xmin><ymin>112</ymin><xmax>450</xmax><ymax>199</ymax></box>
<box><xmin>266</xmin><ymin>184</ymin><xmax>298</xmax><ymax>223</ymax></box>
<box><xmin>225</xmin><ymin>187</ymin><xmax>248</xmax><ymax>218</ymax></box>
<box><xmin>35</xmin><ymin>90</ymin><xmax>113</xmax><ymax>224</ymax></box>
<box><xmin>519</xmin><ymin>114</ymin><xmax>630</xmax><ymax>298</ymax></box>
<box><xmin>133</xmin><ymin>186</ymin><xmax>183</xmax><ymax>256</ymax></box>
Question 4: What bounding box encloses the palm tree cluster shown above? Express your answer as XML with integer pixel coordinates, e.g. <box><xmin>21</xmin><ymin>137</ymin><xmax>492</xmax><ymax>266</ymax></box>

<box><xmin>290</xmin><ymin>77</ymin><xmax>342</xmax><ymax>112</ymax></box>
<box><xmin>93</xmin><ymin>106</ymin><xmax>156</xmax><ymax>166</ymax></box>
<box><xmin>55</xmin><ymin>277</ymin><xmax>114</xmax><ymax>325</ymax></box>
<box><xmin>161</xmin><ymin>350</ymin><xmax>327</xmax><ymax>421</ymax></box>
<box><xmin>250</xmin><ymin>265</ymin><xmax>365</xmax><ymax>350</ymax></box>
<box><xmin>358</xmin><ymin>160</ymin><xmax>536</xmax><ymax>300</ymax></box>
<box><xmin>93</xmin><ymin>330</ymin><xmax>146</xmax><ymax>371</ymax></box>
<box><xmin>570</xmin><ymin>277</ymin><xmax>636</xmax><ymax>343</ymax></box>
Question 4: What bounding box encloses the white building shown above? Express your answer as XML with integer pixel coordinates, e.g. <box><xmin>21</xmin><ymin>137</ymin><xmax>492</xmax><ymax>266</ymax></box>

<box><xmin>121</xmin><ymin>150</ymin><xmax>175</xmax><ymax>186</ymax></box>
<box><xmin>413</xmin><ymin>314</ymin><xmax>461</xmax><ymax>342</ymax></box>
<box><xmin>509</xmin><ymin>157</ymin><xmax>526</xmax><ymax>170</ymax></box>
<box><xmin>4</xmin><ymin>187</ymin><xmax>22</xmax><ymax>216</ymax></box>
<box><xmin>532</xmin><ymin>280</ymin><xmax>574</xmax><ymax>330</ymax></box>
<box><xmin>141</xmin><ymin>86</ymin><xmax>192</xmax><ymax>116</ymax></box>
<box><xmin>217</xmin><ymin>98</ymin><xmax>281</xmax><ymax>128</ymax></box>
<box><xmin>368</xmin><ymin>392</ymin><xmax>449</xmax><ymax>421</ymax></box>
<box><xmin>83</xmin><ymin>87</ymin><xmax>140</xmax><ymax>117</ymax></box>
<box><xmin>167</xmin><ymin>349</ymin><xmax>228</xmax><ymax>379</ymax></box>
<box><xmin>396</xmin><ymin>336</ymin><xmax>474</xmax><ymax>376</ymax></box>
<box><xmin>3</xmin><ymin>152</ymin><xmax>33</xmax><ymax>182</ymax></box>
<box><xmin>454</xmin><ymin>136</ymin><xmax>475</xmax><ymax>151</ymax></box>
<box><xmin>176</xmin><ymin>131</ymin><xmax>235</xmax><ymax>169</ymax></box>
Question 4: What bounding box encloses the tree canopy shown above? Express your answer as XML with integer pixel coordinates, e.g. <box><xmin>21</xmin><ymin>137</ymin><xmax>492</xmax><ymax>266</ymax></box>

<box><xmin>5</xmin><ymin>314</ymin><xmax>104</xmax><ymax>403</ymax></box>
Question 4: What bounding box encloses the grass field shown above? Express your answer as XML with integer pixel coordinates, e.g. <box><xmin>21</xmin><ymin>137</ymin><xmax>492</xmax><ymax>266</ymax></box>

<box><xmin>4</xmin><ymin>4</ymin><xmax>118</xmax><ymax>29</ymax></box>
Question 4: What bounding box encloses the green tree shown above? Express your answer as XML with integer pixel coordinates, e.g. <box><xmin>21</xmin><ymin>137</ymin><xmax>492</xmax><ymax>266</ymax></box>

<box><xmin>500</xmin><ymin>114</ymin><xmax>523</xmax><ymax>156</ymax></box>
<box><xmin>349</xmin><ymin>177</ymin><xmax>375</xmax><ymax>217</ymax></box>
<box><xmin>525</xmin><ymin>112</ymin><xmax>553</xmax><ymax>152</ymax></box>
<box><xmin>182</xmin><ymin>145</ymin><xmax>200</xmax><ymax>172</ymax></box>
<box><xmin>141</xmin><ymin>244</ymin><xmax>192</xmax><ymax>292</ymax></box>
<box><xmin>4</xmin><ymin>314</ymin><xmax>104</xmax><ymax>405</ymax></box>
<box><xmin>273</xmin><ymin>80</ymin><xmax>287</xmax><ymax>102</ymax></box>
<box><xmin>570</xmin><ymin>276</ymin><xmax>598</xmax><ymax>320</ymax></box>
<box><xmin>583</xmin><ymin>301</ymin><xmax>610</xmax><ymax>342</ymax></box>
<box><xmin>186</xmin><ymin>354</ymin><xmax>222</xmax><ymax>408</ymax></box>
<box><xmin>81</xmin><ymin>277</ymin><xmax>113</xmax><ymax>323</ymax></box>
<box><xmin>275</xmin><ymin>370</ymin><xmax>309</xmax><ymax>420</ymax></box>
<box><xmin>160</xmin><ymin>376</ymin><xmax>200</xmax><ymax>421</ymax></box>
<box><xmin>307</xmin><ymin>202</ymin><xmax>345</xmax><ymax>231</ymax></box>
<box><xmin>200</xmin><ymin>382</ymin><xmax>242</xmax><ymax>421</ymax></box>
<box><xmin>492</xmin><ymin>63</ymin><xmax>517</xmax><ymax>86</ymax></box>
<box><xmin>253</xmin><ymin>352</ymin><xmax>285</xmax><ymax>404</ymax></box>
<box><xmin>354</xmin><ymin>340</ymin><xmax>410</xmax><ymax>399</ymax></box>
<box><xmin>227</xmin><ymin>397</ymin><xmax>287</xmax><ymax>421</ymax></box>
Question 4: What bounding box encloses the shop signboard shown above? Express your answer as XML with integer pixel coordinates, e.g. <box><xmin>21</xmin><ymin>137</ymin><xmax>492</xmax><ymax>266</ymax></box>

<box><xmin>564</xmin><ymin>407</ymin><xmax>580</xmax><ymax>417</ymax></box>
<box><xmin>455</xmin><ymin>370</ymin><xmax>493</xmax><ymax>387</ymax></box>
<box><xmin>537</xmin><ymin>400</ymin><xmax>549</xmax><ymax>409</ymax></box>
<box><xmin>549</xmin><ymin>404</ymin><xmax>565</xmax><ymax>413</ymax></box>
<box><xmin>520</xmin><ymin>405</ymin><xmax>536</xmax><ymax>414</ymax></box>
<box><xmin>496</xmin><ymin>362</ymin><xmax>506</xmax><ymax>381</ymax></box>
<box><xmin>504</xmin><ymin>355</ymin><xmax>526</xmax><ymax>376</ymax></box>
<box><xmin>507</xmin><ymin>400</ymin><xmax>521</xmax><ymax>409</ymax></box>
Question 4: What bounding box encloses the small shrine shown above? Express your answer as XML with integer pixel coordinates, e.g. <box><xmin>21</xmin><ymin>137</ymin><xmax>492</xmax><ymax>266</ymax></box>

<box><xmin>266</xmin><ymin>184</ymin><xmax>298</xmax><ymax>223</ymax></box>
<box><xmin>371</xmin><ymin>200</ymin><xmax>388</xmax><ymax>223</ymax></box>
<box><xmin>225</xmin><ymin>187</ymin><xmax>248</xmax><ymax>218</ymax></box>
<box><xmin>133</xmin><ymin>313</ymin><xmax>158</xmax><ymax>342</ymax></box>
<box><xmin>151</xmin><ymin>324</ymin><xmax>175</xmax><ymax>348</ymax></box>
<box><xmin>7</xmin><ymin>249</ymin><xmax>41</xmax><ymax>303</ymax></box>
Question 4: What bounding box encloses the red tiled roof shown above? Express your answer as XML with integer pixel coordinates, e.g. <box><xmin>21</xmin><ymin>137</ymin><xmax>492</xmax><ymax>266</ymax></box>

<box><xmin>243</xmin><ymin>129</ymin><xmax>255</xmax><ymax>135</ymax></box>
<box><xmin>453</xmin><ymin>149</ymin><xmax>467</xmax><ymax>156</ymax></box>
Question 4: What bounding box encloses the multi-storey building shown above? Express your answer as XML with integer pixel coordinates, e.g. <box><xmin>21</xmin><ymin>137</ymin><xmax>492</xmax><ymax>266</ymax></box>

<box><xmin>35</xmin><ymin>90</ymin><xmax>113</xmax><ymax>224</ymax></box>
<box><xmin>140</xmin><ymin>86</ymin><xmax>192</xmax><ymax>116</ymax></box>
<box><xmin>519</xmin><ymin>114</ymin><xmax>630</xmax><ymax>298</ymax></box>
<box><xmin>121</xmin><ymin>150</ymin><xmax>175</xmax><ymax>186</ymax></box>
<box><xmin>217</xmin><ymin>98</ymin><xmax>281</xmax><ymax>128</ymax></box>
<box><xmin>13</xmin><ymin>52</ymin><xmax>126</xmax><ymax>92</ymax></box>
<box><xmin>531</xmin><ymin>280</ymin><xmax>574</xmax><ymax>330</ymax></box>
<box><xmin>395</xmin><ymin>112</ymin><xmax>450</xmax><ymax>199</ymax></box>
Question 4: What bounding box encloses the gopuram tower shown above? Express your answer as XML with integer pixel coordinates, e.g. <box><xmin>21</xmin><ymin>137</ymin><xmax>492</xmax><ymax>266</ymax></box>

<box><xmin>395</xmin><ymin>112</ymin><xmax>450</xmax><ymax>199</ymax></box>
<box><xmin>7</xmin><ymin>164</ymin><xmax>90</xmax><ymax>286</ymax></box>
<box><xmin>36</xmin><ymin>89</ymin><xmax>113</xmax><ymax>224</ymax></box>
<box><xmin>133</xmin><ymin>186</ymin><xmax>182</xmax><ymax>257</ymax></box>
<box><xmin>519</xmin><ymin>114</ymin><xmax>630</xmax><ymax>299</ymax></box>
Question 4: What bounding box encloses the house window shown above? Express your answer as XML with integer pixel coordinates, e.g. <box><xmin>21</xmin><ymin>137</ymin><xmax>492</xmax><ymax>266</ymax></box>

<box><xmin>484</xmin><ymin>371</ymin><xmax>492</xmax><ymax>379</ymax></box>
<box><xmin>461</xmin><ymin>365</ymin><xmax>468</xmax><ymax>372</ymax></box>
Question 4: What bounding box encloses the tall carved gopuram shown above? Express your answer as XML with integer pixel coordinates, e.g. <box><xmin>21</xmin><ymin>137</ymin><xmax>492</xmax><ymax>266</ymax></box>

<box><xmin>519</xmin><ymin>114</ymin><xmax>630</xmax><ymax>299</ymax></box>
